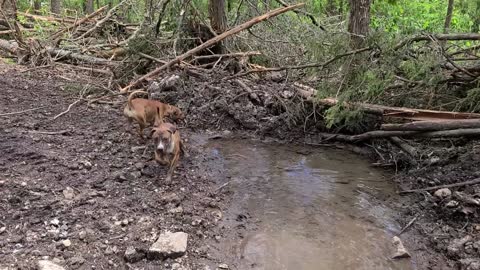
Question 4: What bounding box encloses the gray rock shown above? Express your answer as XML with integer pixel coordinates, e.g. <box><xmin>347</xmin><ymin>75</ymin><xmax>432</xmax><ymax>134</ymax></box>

<box><xmin>62</xmin><ymin>239</ymin><xmax>71</xmax><ymax>248</ymax></box>
<box><xmin>78</xmin><ymin>230</ymin><xmax>86</xmax><ymax>241</ymax></box>
<box><xmin>448</xmin><ymin>235</ymin><xmax>473</xmax><ymax>257</ymax></box>
<box><xmin>68</xmin><ymin>256</ymin><xmax>85</xmax><ymax>266</ymax></box>
<box><xmin>461</xmin><ymin>259</ymin><xmax>480</xmax><ymax>270</ymax></box>
<box><xmin>169</xmin><ymin>206</ymin><xmax>184</xmax><ymax>214</ymax></box>
<box><xmin>391</xmin><ymin>236</ymin><xmax>410</xmax><ymax>259</ymax></box>
<box><xmin>37</xmin><ymin>260</ymin><xmax>65</xmax><ymax>270</ymax></box>
<box><xmin>148</xmin><ymin>232</ymin><xmax>188</xmax><ymax>260</ymax></box>
<box><xmin>63</xmin><ymin>187</ymin><xmax>75</xmax><ymax>200</ymax></box>
<box><xmin>434</xmin><ymin>188</ymin><xmax>451</xmax><ymax>199</ymax></box>
<box><xmin>124</xmin><ymin>246</ymin><xmax>145</xmax><ymax>263</ymax></box>
<box><xmin>134</xmin><ymin>162</ymin><xmax>145</xmax><ymax>170</ymax></box>
<box><xmin>217</xmin><ymin>264</ymin><xmax>229</xmax><ymax>269</ymax></box>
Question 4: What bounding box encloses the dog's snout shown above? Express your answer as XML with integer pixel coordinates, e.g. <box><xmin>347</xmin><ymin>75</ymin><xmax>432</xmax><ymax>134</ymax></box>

<box><xmin>157</xmin><ymin>142</ymin><xmax>165</xmax><ymax>151</ymax></box>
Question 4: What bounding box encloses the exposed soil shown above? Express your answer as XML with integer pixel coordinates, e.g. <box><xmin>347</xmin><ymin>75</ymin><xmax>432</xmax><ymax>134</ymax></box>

<box><xmin>0</xmin><ymin>60</ymin><xmax>478</xmax><ymax>269</ymax></box>
<box><xmin>0</xmin><ymin>63</ymin><xmax>235</xmax><ymax>269</ymax></box>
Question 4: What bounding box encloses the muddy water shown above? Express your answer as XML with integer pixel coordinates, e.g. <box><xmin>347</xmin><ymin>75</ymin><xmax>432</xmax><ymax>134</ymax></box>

<box><xmin>207</xmin><ymin>139</ymin><xmax>415</xmax><ymax>270</ymax></box>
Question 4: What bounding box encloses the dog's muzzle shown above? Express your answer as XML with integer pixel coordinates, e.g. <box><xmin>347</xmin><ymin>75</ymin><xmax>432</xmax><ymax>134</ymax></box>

<box><xmin>157</xmin><ymin>142</ymin><xmax>165</xmax><ymax>151</ymax></box>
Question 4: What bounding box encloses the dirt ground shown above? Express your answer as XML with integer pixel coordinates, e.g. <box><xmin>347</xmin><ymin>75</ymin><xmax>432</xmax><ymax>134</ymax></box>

<box><xmin>0</xmin><ymin>63</ymin><xmax>238</xmax><ymax>269</ymax></box>
<box><xmin>0</xmin><ymin>60</ymin><xmax>479</xmax><ymax>270</ymax></box>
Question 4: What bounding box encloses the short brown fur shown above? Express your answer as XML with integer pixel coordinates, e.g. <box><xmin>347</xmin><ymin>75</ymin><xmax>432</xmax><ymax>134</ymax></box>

<box><xmin>151</xmin><ymin>123</ymin><xmax>183</xmax><ymax>181</ymax></box>
<box><xmin>123</xmin><ymin>90</ymin><xmax>185</xmax><ymax>138</ymax></box>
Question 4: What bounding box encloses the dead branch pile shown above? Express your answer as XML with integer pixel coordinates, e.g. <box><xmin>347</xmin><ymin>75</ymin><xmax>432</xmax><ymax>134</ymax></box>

<box><xmin>2</xmin><ymin>2</ymin><xmax>480</xmax><ymax>167</ymax></box>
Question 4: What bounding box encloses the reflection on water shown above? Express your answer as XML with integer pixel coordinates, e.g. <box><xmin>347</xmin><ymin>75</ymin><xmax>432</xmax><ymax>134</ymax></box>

<box><xmin>208</xmin><ymin>140</ymin><xmax>414</xmax><ymax>270</ymax></box>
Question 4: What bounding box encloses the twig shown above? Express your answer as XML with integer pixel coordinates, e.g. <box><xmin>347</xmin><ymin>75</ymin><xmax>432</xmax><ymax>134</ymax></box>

<box><xmin>74</xmin><ymin>0</ymin><xmax>130</xmax><ymax>40</ymax></box>
<box><xmin>225</xmin><ymin>46</ymin><xmax>372</xmax><ymax>80</ymax></box>
<box><xmin>192</xmin><ymin>51</ymin><xmax>261</xmax><ymax>61</ymax></box>
<box><xmin>28</xmin><ymin>130</ymin><xmax>70</xmax><ymax>135</ymax></box>
<box><xmin>50</xmin><ymin>6</ymin><xmax>108</xmax><ymax>40</ymax></box>
<box><xmin>273</xmin><ymin>0</ymin><xmax>325</xmax><ymax>30</ymax></box>
<box><xmin>0</xmin><ymin>106</ymin><xmax>46</xmax><ymax>116</ymax></box>
<box><xmin>398</xmin><ymin>215</ymin><xmax>420</xmax><ymax>235</ymax></box>
<box><xmin>399</xmin><ymin>178</ymin><xmax>480</xmax><ymax>194</ymax></box>
<box><xmin>395</xmin><ymin>33</ymin><xmax>480</xmax><ymax>50</ymax></box>
<box><xmin>52</xmin><ymin>99</ymin><xmax>81</xmax><ymax>120</ymax></box>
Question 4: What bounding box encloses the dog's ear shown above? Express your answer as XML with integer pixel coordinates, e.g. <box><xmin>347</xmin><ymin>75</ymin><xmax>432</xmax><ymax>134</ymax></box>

<box><xmin>168</xmin><ymin>125</ymin><xmax>177</xmax><ymax>134</ymax></box>
<box><xmin>150</xmin><ymin>128</ymin><xmax>158</xmax><ymax>138</ymax></box>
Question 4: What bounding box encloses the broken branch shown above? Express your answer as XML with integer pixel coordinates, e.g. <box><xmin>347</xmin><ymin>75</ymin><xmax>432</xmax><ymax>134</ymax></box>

<box><xmin>395</xmin><ymin>33</ymin><xmax>480</xmax><ymax>50</ymax></box>
<box><xmin>382</xmin><ymin>119</ymin><xmax>480</xmax><ymax>131</ymax></box>
<box><xmin>400</xmin><ymin>178</ymin><xmax>480</xmax><ymax>194</ymax></box>
<box><xmin>120</xmin><ymin>3</ymin><xmax>305</xmax><ymax>93</ymax></box>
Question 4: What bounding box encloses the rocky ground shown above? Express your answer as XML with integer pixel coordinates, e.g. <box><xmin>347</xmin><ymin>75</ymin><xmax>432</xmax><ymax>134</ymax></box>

<box><xmin>0</xmin><ymin>62</ymin><xmax>241</xmax><ymax>270</ymax></box>
<box><xmin>1</xmin><ymin>59</ymin><xmax>480</xmax><ymax>270</ymax></box>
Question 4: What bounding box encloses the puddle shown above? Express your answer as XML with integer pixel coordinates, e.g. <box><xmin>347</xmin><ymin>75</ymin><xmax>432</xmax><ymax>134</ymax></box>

<box><xmin>207</xmin><ymin>139</ymin><xmax>415</xmax><ymax>270</ymax></box>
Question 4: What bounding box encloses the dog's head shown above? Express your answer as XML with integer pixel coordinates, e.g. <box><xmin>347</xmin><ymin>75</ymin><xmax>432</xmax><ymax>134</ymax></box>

<box><xmin>167</xmin><ymin>105</ymin><xmax>185</xmax><ymax>122</ymax></box>
<box><xmin>151</xmin><ymin>123</ymin><xmax>177</xmax><ymax>154</ymax></box>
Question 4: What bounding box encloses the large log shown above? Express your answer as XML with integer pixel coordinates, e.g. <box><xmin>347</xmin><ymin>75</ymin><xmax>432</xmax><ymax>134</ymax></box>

<box><xmin>319</xmin><ymin>98</ymin><xmax>480</xmax><ymax>120</ymax></box>
<box><xmin>120</xmin><ymin>3</ymin><xmax>305</xmax><ymax>93</ymax></box>
<box><xmin>318</xmin><ymin>128</ymin><xmax>480</xmax><ymax>143</ymax></box>
<box><xmin>382</xmin><ymin>119</ymin><xmax>480</xmax><ymax>131</ymax></box>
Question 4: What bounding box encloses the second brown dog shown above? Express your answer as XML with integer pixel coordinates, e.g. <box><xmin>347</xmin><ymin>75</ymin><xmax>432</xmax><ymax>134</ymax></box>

<box><xmin>151</xmin><ymin>122</ymin><xmax>183</xmax><ymax>181</ymax></box>
<box><xmin>123</xmin><ymin>90</ymin><xmax>185</xmax><ymax>139</ymax></box>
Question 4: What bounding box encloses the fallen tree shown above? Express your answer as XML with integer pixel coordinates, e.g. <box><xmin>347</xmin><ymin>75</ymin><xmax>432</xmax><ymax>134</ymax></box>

<box><xmin>120</xmin><ymin>3</ymin><xmax>305</xmax><ymax>93</ymax></box>
<box><xmin>0</xmin><ymin>38</ymin><xmax>117</xmax><ymax>66</ymax></box>
<box><xmin>318</xmin><ymin>98</ymin><xmax>480</xmax><ymax>120</ymax></box>
<box><xmin>382</xmin><ymin>119</ymin><xmax>480</xmax><ymax>131</ymax></box>
<box><xmin>318</xmin><ymin>128</ymin><xmax>480</xmax><ymax>143</ymax></box>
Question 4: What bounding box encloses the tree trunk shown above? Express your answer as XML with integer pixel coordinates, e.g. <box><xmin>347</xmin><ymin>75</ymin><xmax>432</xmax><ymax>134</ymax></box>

<box><xmin>84</xmin><ymin>0</ymin><xmax>94</xmax><ymax>14</ymax></box>
<box><xmin>34</xmin><ymin>0</ymin><xmax>42</xmax><ymax>14</ymax></box>
<box><xmin>347</xmin><ymin>0</ymin><xmax>371</xmax><ymax>49</ymax></box>
<box><xmin>1</xmin><ymin>0</ymin><xmax>17</xmax><ymax>21</ymax></box>
<box><xmin>444</xmin><ymin>0</ymin><xmax>454</xmax><ymax>33</ymax></box>
<box><xmin>474</xmin><ymin>0</ymin><xmax>480</xmax><ymax>32</ymax></box>
<box><xmin>209</xmin><ymin>0</ymin><xmax>227</xmax><ymax>53</ymax></box>
<box><xmin>51</xmin><ymin>0</ymin><xmax>62</xmax><ymax>14</ymax></box>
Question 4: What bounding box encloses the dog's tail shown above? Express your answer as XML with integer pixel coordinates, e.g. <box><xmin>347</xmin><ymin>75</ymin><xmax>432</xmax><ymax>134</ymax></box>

<box><xmin>127</xmin><ymin>90</ymin><xmax>149</xmax><ymax>109</ymax></box>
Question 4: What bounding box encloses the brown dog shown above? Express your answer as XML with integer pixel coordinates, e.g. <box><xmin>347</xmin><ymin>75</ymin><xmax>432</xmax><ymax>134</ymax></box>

<box><xmin>151</xmin><ymin>122</ymin><xmax>183</xmax><ymax>181</ymax></box>
<box><xmin>123</xmin><ymin>90</ymin><xmax>185</xmax><ymax>138</ymax></box>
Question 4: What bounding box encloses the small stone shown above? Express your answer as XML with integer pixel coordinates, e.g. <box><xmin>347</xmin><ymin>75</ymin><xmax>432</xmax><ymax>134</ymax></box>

<box><xmin>50</xmin><ymin>218</ymin><xmax>60</xmax><ymax>226</ymax></box>
<box><xmin>114</xmin><ymin>221</ymin><xmax>122</xmax><ymax>226</ymax></box>
<box><xmin>80</xmin><ymin>160</ymin><xmax>92</xmax><ymax>169</ymax></box>
<box><xmin>130</xmin><ymin>171</ymin><xmax>142</xmax><ymax>179</ymax></box>
<box><xmin>434</xmin><ymin>188</ymin><xmax>451</xmax><ymax>199</ymax></box>
<box><xmin>68</xmin><ymin>256</ymin><xmax>85</xmax><ymax>265</ymax></box>
<box><xmin>124</xmin><ymin>246</ymin><xmax>145</xmax><ymax>263</ymax></box>
<box><xmin>391</xmin><ymin>236</ymin><xmax>410</xmax><ymax>259</ymax></box>
<box><xmin>169</xmin><ymin>206</ymin><xmax>184</xmax><ymax>214</ymax></box>
<box><xmin>134</xmin><ymin>162</ymin><xmax>145</xmax><ymax>170</ymax></box>
<box><xmin>113</xmin><ymin>171</ymin><xmax>127</xmax><ymax>182</ymax></box>
<box><xmin>446</xmin><ymin>200</ymin><xmax>459</xmax><ymax>207</ymax></box>
<box><xmin>161</xmin><ymin>193</ymin><xmax>181</xmax><ymax>204</ymax></box>
<box><xmin>217</xmin><ymin>263</ymin><xmax>229</xmax><ymax>269</ymax></box>
<box><xmin>148</xmin><ymin>232</ymin><xmax>188</xmax><ymax>260</ymax></box>
<box><xmin>63</xmin><ymin>187</ymin><xmax>75</xmax><ymax>200</ymax></box>
<box><xmin>78</xmin><ymin>231</ymin><xmax>86</xmax><ymax>240</ymax></box>
<box><xmin>21</xmin><ymin>182</ymin><xmax>27</xmax><ymax>187</ymax></box>
<box><xmin>37</xmin><ymin>260</ymin><xmax>65</xmax><ymax>270</ymax></box>
<box><xmin>448</xmin><ymin>235</ymin><xmax>473</xmax><ymax>257</ymax></box>
<box><xmin>62</xmin><ymin>239</ymin><xmax>71</xmax><ymax>248</ymax></box>
<box><xmin>0</xmin><ymin>226</ymin><xmax>5</xmax><ymax>234</ymax></box>
<box><xmin>121</xmin><ymin>219</ymin><xmax>129</xmax><ymax>226</ymax></box>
